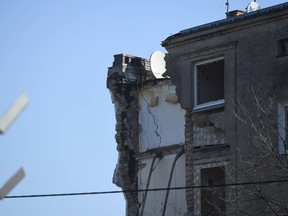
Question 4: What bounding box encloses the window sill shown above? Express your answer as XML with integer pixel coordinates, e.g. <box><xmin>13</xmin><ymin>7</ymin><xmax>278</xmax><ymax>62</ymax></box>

<box><xmin>193</xmin><ymin>100</ymin><xmax>225</xmax><ymax>113</ymax></box>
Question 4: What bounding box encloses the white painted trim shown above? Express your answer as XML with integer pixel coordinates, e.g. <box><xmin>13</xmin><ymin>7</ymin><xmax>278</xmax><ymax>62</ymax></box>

<box><xmin>194</xmin><ymin>57</ymin><xmax>225</xmax><ymax>110</ymax></box>
<box><xmin>194</xmin><ymin>99</ymin><xmax>225</xmax><ymax>111</ymax></box>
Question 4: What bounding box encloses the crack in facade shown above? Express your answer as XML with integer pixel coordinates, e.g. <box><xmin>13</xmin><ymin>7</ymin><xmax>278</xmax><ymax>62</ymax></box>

<box><xmin>107</xmin><ymin>3</ymin><xmax>288</xmax><ymax>215</ymax></box>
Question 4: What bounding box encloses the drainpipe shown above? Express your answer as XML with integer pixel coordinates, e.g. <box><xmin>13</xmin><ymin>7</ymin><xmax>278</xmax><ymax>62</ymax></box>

<box><xmin>162</xmin><ymin>148</ymin><xmax>184</xmax><ymax>216</ymax></box>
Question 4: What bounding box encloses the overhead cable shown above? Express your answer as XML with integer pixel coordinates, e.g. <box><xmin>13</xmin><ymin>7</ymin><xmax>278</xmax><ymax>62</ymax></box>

<box><xmin>5</xmin><ymin>179</ymin><xmax>288</xmax><ymax>199</ymax></box>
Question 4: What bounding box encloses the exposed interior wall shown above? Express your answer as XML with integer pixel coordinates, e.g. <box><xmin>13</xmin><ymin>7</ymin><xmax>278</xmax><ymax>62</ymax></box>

<box><xmin>107</xmin><ymin>54</ymin><xmax>187</xmax><ymax>216</ymax></box>
<box><xmin>138</xmin><ymin>153</ymin><xmax>187</xmax><ymax>216</ymax></box>
<box><xmin>107</xmin><ymin>5</ymin><xmax>288</xmax><ymax>216</ymax></box>
<box><xmin>107</xmin><ymin>52</ymin><xmax>229</xmax><ymax>216</ymax></box>
<box><xmin>138</xmin><ymin>82</ymin><xmax>185</xmax><ymax>152</ymax></box>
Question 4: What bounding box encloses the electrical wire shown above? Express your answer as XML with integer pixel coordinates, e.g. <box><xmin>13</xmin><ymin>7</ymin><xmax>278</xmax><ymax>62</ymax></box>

<box><xmin>5</xmin><ymin>179</ymin><xmax>288</xmax><ymax>199</ymax></box>
<box><xmin>140</xmin><ymin>155</ymin><xmax>160</xmax><ymax>216</ymax></box>
<box><xmin>162</xmin><ymin>149</ymin><xmax>184</xmax><ymax>216</ymax></box>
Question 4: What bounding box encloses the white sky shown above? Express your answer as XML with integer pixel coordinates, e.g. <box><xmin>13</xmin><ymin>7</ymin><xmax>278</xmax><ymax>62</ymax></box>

<box><xmin>0</xmin><ymin>0</ymin><xmax>286</xmax><ymax>215</ymax></box>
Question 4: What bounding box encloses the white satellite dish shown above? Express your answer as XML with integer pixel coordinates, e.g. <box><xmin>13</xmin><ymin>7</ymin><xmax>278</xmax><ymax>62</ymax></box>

<box><xmin>247</xmin><ymin>1</ymin><xmax>260</xmax><ymax>12</ymax></box>
<box><xmin>150</xmin><ymin>51</ymin><xmax>166</xmax><ymax>79</ymax></box>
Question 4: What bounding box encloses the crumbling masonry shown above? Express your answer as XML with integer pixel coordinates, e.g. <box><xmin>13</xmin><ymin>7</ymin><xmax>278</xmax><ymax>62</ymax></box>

<box><xmin>107</xmin><ymin>54</ymin><xmax>228</xmax><ymax>215</ymax></box>
<box><xmin>107</xmin><ymin>3</ymin><xmax>288</xmax><ymax>216</ymax></box>
<box><xmin>107</xmin><ymin>54</ymin><xmax>153</xmax><ymax>215</ymax></box>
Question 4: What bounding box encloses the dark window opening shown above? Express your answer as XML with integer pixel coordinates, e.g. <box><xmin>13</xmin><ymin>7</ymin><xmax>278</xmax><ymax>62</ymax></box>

<box><xmin>201</xmin><ymin>166</ymin><xmax>225</xmax><ymax>216</ymax></box>
<box><xmin>196</xmin><ymin>58</ymin><xmax>224</xmax><ymax>106</ymax></box>
<box><xmin>125</xmin><ymin>57</ymin><xmax>130</xmax><ymax>64</ymax></box>
<box><xmin>279</xmin><ymin>38</ymin><xmax>288</xmax><ymax>56</ymax></box>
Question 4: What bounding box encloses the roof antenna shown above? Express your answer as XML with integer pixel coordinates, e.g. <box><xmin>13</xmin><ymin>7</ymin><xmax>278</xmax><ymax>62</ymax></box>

<box><xmin>225</xmin><ymin>0</ymin><xmax>230</xmax><ymax>14</ymax></box>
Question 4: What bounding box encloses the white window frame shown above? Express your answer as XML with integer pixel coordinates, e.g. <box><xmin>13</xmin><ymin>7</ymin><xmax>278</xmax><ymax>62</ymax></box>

<box><xmin>278</xmin><ymin>102</ymin><xmax>288</xmax><ymax>154</ymax></box>
<box><xmin>194</xmin><ymin>57</ymin><xmax>225</xmax><ymax>111</ymax></box>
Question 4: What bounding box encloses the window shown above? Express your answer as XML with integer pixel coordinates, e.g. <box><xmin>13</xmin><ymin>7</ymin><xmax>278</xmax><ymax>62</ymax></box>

<box><xmin>194</xmin><ymin>57</ymin><xmax>225</xmax><ymax>110</ymax></box>
<box><xmin>201</xmin><ymin>167</ymin><xmax>225</xmax><ymax>215</ymax></box>
<box><xmin>278</xmin><ymin>103</ymin><xmax>288</xmax><ymax>154</ymax></box>
<box><xmin>278</xmin><ymin>38</ymin><xmax>288</xmax><ymax>56</ymax></box>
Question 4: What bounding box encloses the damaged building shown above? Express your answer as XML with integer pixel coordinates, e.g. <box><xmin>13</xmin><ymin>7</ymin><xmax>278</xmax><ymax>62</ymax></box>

<box><xmin>107</xmin><ymin>2</ymin><xmax>288</xmax><ymax>216</ymax></box>
<box><xmin>107</xmin><ymin>54</ymin><xmax>186</xmax><ymax>215</ymax></box>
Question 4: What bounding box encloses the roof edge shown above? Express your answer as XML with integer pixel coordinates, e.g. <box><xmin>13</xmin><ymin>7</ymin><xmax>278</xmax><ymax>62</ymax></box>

<box><xmin>162</xmin><ymin>2</ymin><xmax>288</xmax><ymax>47</ymax></box>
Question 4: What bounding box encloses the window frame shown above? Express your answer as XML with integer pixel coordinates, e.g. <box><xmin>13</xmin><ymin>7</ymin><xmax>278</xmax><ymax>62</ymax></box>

<box><xmin>193</xmin><ymin>162</ymin><xmax>228</xmax><ymax>215</ymax></box>
<box><xmin>278</xmin><ymin>38</ymin><xmax>288</xmax><ymax>57</ymax></box>
<box><xmin>194</xmin><ymin>56</ymin><xmax>225</xmax><ymax>111</ymax></box>
<box><xmin>201</xmin><ymin>166</ymin><xmax>226</xmax><ymax>216</ymax></box>
<box><xmin>278</xmin><ymin>102</ymin><xmax>288</xmax><ymax>154</ymax></box>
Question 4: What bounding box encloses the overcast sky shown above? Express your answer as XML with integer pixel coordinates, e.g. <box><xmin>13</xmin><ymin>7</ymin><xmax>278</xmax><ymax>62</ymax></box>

<box><xmin>0</xmin><ymin>0</ymin><xmax>286</xmax><ymax>215</ymax></box>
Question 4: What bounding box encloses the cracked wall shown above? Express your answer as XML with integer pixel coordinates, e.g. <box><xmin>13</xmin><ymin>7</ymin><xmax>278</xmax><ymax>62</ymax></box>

<box><xmin>138</xmin><ymin>81</ymin><xmax>185</xmax><ymax>152</ymax></box>
<box><xmin>107</xmin><ymin>54</ymin><xmax>229</xmax><ymax>216</ymax></box>
<box><xmin>107</xmin><ymin>54</ymin><xmax>188</xmax><ymax>216</ymax></box>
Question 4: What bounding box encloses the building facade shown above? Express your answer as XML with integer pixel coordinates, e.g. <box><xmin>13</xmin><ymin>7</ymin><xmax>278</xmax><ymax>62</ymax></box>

<box><xmin>107</xmin><ymin>2</ymin><xmax>288</xmax><ymax>215</ymax></box>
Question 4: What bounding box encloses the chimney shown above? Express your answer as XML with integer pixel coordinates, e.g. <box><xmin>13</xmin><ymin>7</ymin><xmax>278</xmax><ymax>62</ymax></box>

<box><xmin>226</xmin><ymin>10</ymin><xmax>246</xmax><ymax>18</ymax></box>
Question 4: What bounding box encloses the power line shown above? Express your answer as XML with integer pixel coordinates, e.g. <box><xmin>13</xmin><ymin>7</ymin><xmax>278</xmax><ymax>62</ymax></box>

<box><xmin>5</xmin><ymin>179</ymin><xmax>288</xmax><ymax>199</ymax></box>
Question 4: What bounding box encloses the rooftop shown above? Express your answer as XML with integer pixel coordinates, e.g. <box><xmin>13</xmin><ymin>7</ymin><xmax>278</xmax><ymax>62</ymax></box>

<box><xmin>162</xmin><ymin>2</ymin><xmax>288</xmax><ymax>46</ymax></box>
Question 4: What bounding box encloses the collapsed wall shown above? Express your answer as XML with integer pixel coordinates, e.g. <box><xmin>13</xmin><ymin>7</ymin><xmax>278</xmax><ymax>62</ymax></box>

<box><xmin>107</xmin><ymin>54</ymin><xmax>153</xmax><ymax>215</ymax></box>
<box><xmin>107</xmin><ymin>54</ymin><xmax>188</xmax><ymax>215</ymax></box>
<box><xmin>107</xmin><ymin>53</ymin><xmax>229</xmax><ymax>216</ymax></box>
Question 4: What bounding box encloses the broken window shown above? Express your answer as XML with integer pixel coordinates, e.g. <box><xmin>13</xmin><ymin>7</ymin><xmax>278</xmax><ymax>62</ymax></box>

<box><xmin>194</xmin><ymin>57</ymin><xmax>224</xmax><ymax>110</ymax></box>
<box><xmin>278</xmin><ymin>38</ymin><xmax>288</xmax><ymax>56</ymax></box>
<box><xmin>201</xmin><ymin>166</ymin><xmax>225</xmax><ymax>215</ymax></box>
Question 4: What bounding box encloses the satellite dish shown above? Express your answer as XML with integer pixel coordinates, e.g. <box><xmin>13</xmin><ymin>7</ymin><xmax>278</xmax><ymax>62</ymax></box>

<box><xmin>247</xmin><ymin>1</ymin><xmax>260</xmax><ymax>12</ymax></box>
<box><xmin>150</xmin><ymin>51</ymin><xmax>166</xmax><ymax>79</ymax></box>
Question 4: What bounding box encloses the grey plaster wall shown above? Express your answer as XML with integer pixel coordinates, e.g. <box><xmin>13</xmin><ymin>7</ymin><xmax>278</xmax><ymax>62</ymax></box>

<box><xmin>163</xmin><ymin>6</ymin><xmax>288</xmax><ymax>215</ymax></box>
